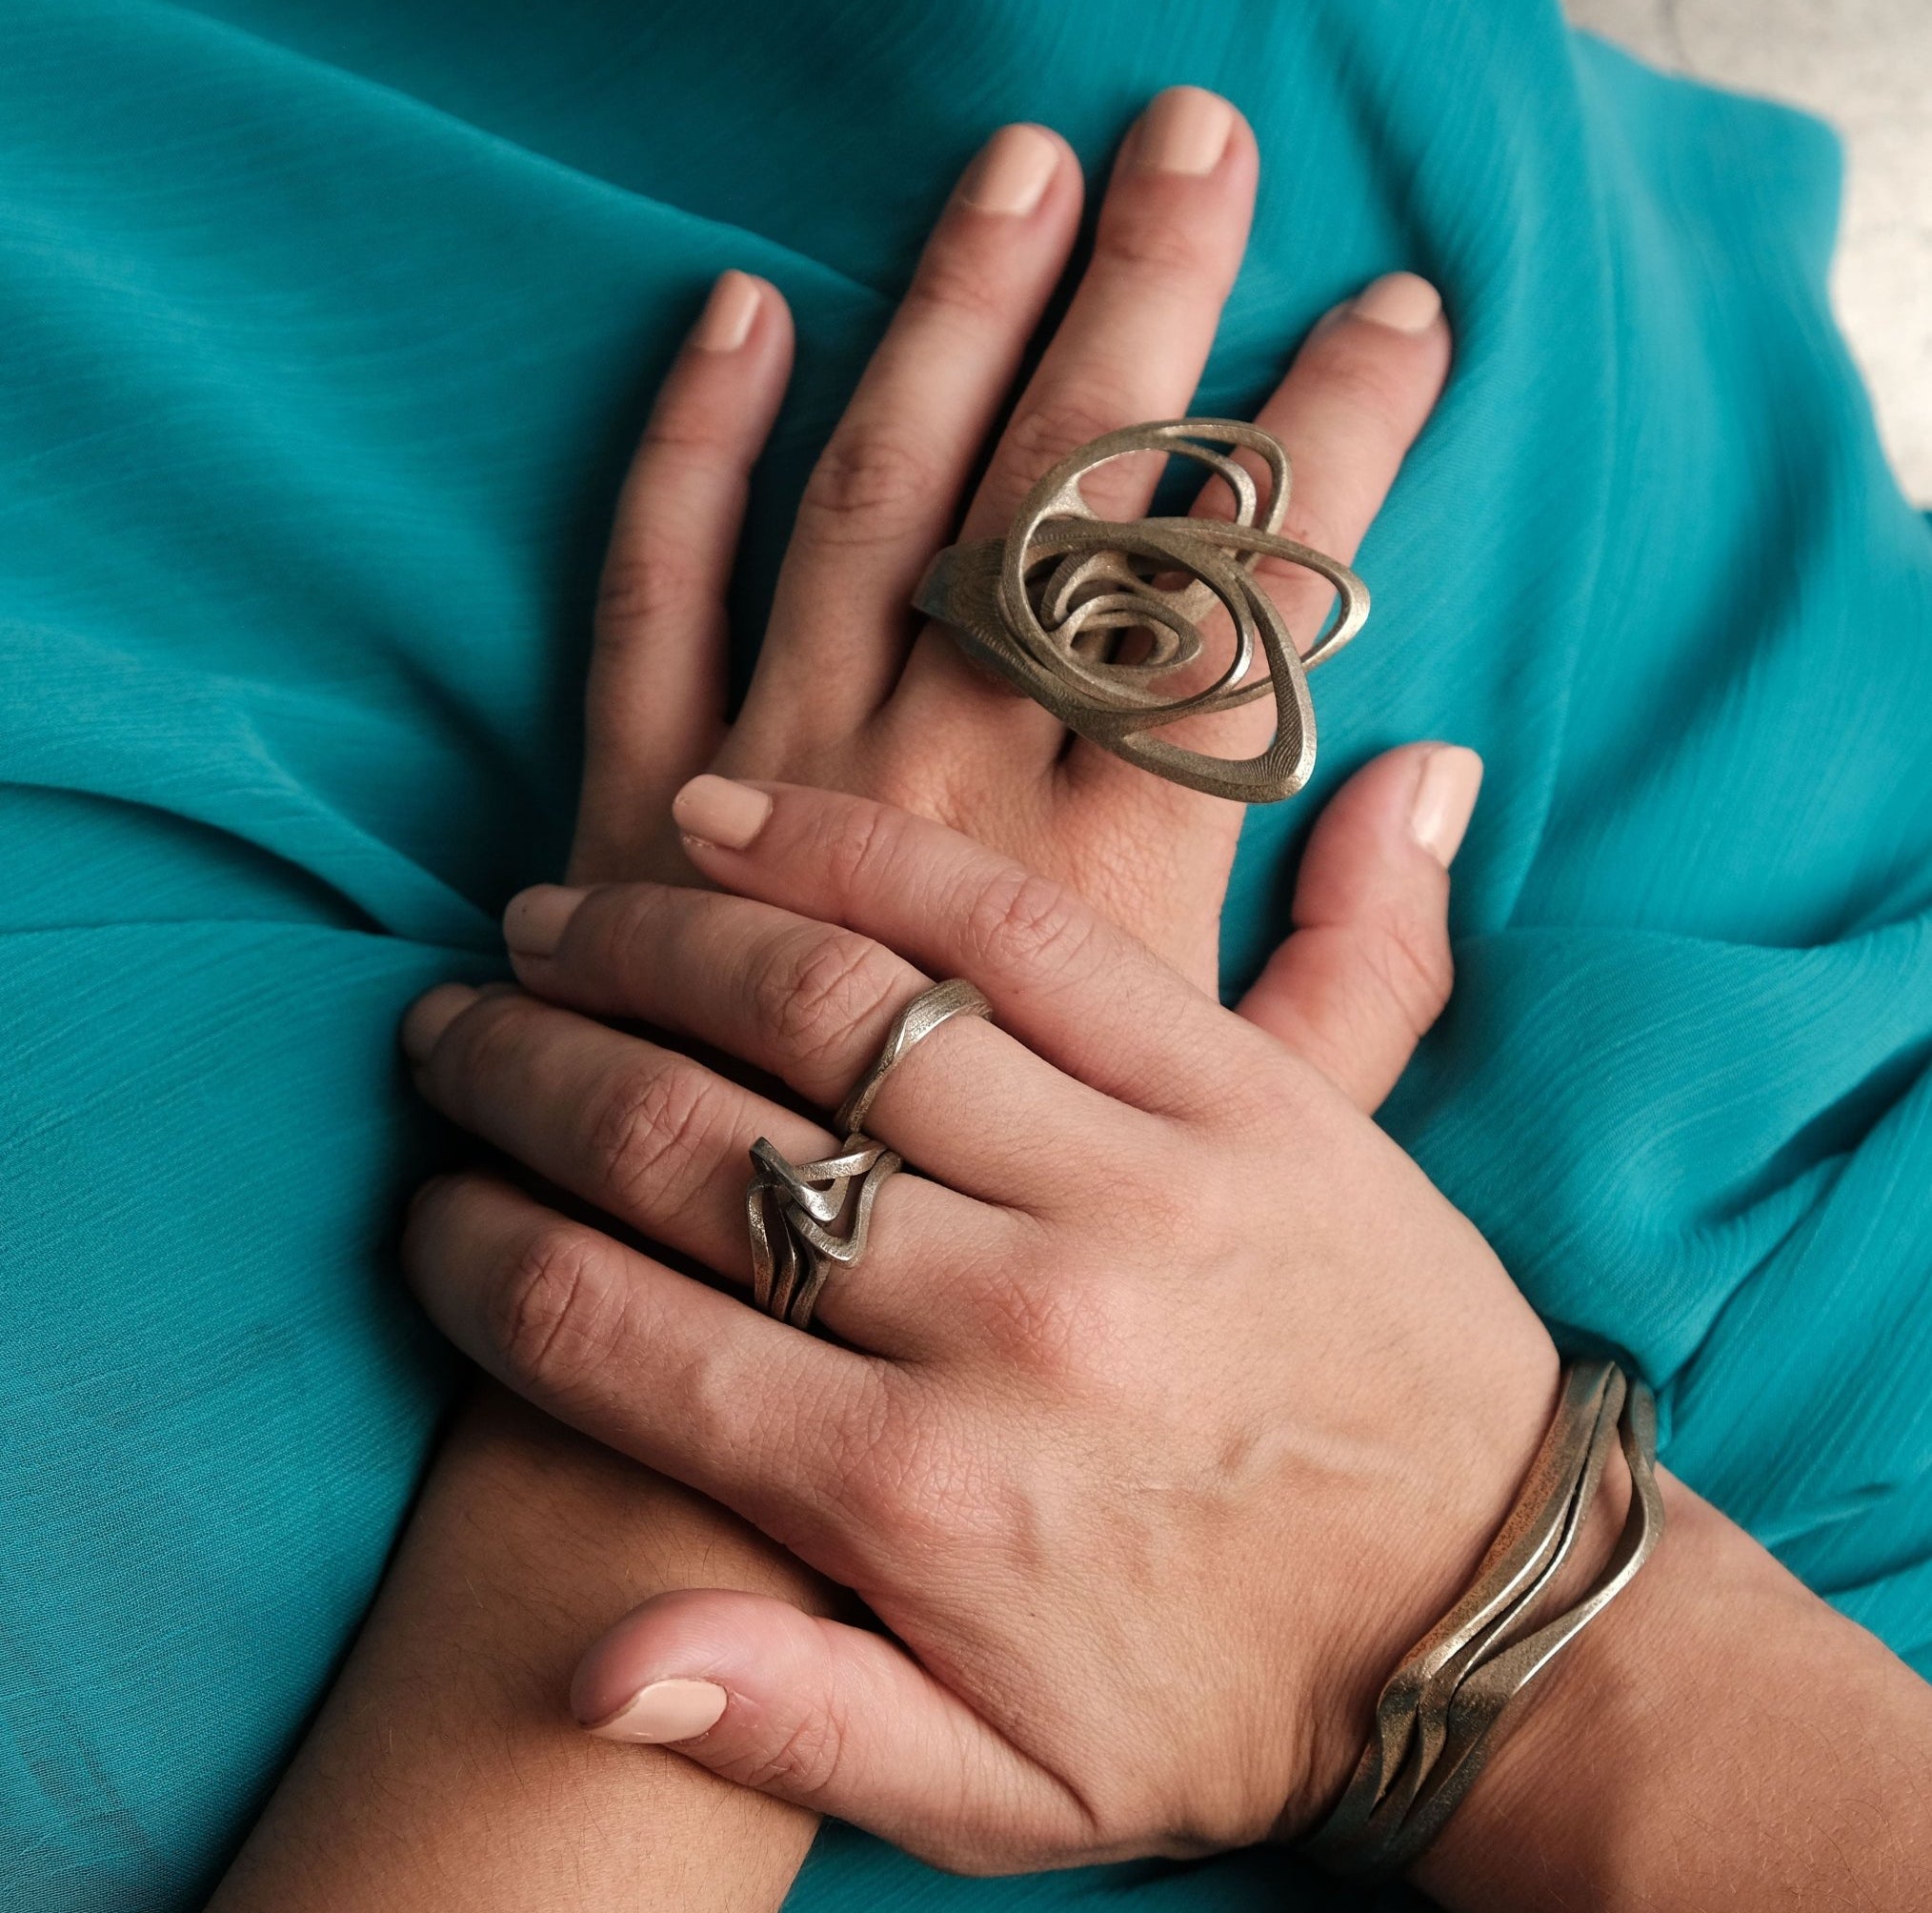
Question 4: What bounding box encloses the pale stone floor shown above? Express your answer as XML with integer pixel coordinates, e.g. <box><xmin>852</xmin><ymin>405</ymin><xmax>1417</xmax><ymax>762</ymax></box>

<box><xmin>1570</xmin><ymin>0</ymin><xmax>1932</xmax><ymax>502</ymax></box>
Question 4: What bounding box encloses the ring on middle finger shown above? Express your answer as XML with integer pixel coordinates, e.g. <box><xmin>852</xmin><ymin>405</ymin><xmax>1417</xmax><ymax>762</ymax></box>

<box><xmin>914</xmin><ymin>417</ymin><xmax>1368</xmax><ymax>804</ymax></box>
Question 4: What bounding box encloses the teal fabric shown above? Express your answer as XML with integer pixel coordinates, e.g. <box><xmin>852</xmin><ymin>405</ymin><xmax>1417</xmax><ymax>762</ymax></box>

<box><xmin>2</xmin><ymin>2</ymin><xmax>1928</xmax><ymax>1906</ymax></box>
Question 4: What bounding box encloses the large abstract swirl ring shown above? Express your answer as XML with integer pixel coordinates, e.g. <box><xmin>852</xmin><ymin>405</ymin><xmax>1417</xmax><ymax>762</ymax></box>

<box><xmin>913</xmin><ymin>418</ymin><xmax>1367</xmax><ymax>804</ymax></box>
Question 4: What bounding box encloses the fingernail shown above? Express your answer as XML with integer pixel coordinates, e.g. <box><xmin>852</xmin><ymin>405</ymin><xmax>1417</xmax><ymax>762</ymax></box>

<box><xmin>672</xmin><ymin>775</ymin><xmax>772</xmax><ymax>851</ymax></box>
<box><xmin>585</xmin><ymin>1679</ymin><xmax>729</xmax><ymax>1744</ymax></box>
<box><xmin>1134</xmin><ymin>86</ymin><xmax>1235</xmax><ymax>176</ymax></box>
<box><xmin>504</xmin><ymin>884</ymin><xmax>589</xmax><ymax>960</ymax></box>
<box><xmin>692</xmin><ymin>271</ymin><xmax>762</xmax><ymax>353</ymax></box>
<box><xmin>1351</xmin><ymin>272</ymin><xmax>1442</xmax><ymax>334</ymax></box>
<box><xmin>400</xmin><ymin>982</ymin><xmax>480</xmax><ymax>1064</ymax></box>
<box><xmin>1410</xmin><ymin>746</ymin><xmax>1483</xmax><ymax>867</ymax></box>
<box><xmin>959</xmin><ymin>123</ymin><xmax>1059</xmax><ymax>216</ymax></box>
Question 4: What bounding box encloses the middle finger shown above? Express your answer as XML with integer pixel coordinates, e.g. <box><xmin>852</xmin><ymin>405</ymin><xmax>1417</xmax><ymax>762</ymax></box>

<box><xmin>892</xmin><ymin>86</ymin><xmax>1258</xmax><ymax>747</ymax></box>
<box><xmin>749</xmin><ymin>121</ymin><xmax>1082</xmax><ymax>730</ymax></box>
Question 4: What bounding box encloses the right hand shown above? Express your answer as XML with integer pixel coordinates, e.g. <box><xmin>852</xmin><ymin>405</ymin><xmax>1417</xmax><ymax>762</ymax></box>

<box><xmin>401</xmin><ymin>778</ymin><xmax>1551</xmax><ymax>1871</ymax></box>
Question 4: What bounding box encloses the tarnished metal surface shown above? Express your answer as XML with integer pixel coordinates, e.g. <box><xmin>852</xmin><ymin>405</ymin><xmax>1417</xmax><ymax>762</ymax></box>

<box><xmin>835</xmin><ymin>978</ymin><xmax>993</xmax><ymax>1138</ymax></box>
<box><xmin>745</xmin><ymin>1135</ymin><xmax>900</xmax><ymax>1331</ymax></box>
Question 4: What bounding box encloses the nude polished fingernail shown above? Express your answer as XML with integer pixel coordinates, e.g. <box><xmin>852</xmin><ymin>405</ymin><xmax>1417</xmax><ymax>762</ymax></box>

<box><xmin>504</xmin><ymin>884</ymin><xmax>588</xmax><ymax>960</ymax></box>
<box><xmin>1351</xmin><ymin>272</ymin><xmax>1442</xmax><ymax>333</ymax></box>
<box><xmin>400</xmin><ymin>982</ymin><xmax>479</xmax><ymax>1063</ymax></box>
<box><xmin>1410</xmin><ymin>745</ymin><xmax>1483</xmax><ymax>867</ymax></box>
<box><xmin>585</xmin><ymin>1679</ymin><xmax>729</xmax><ymax>1744</ymax></box>
<box><xmin>692</xmin><ymin>271</ymin><xmax>762</xmax><ymax>352</ymax></box>
<box><xmin>1134</xmin><ymin>86</ymin><xmax>1235</xmax><ymax>175</ymax></box>
<box><xmin>672</xmin><ymin>775</ymin><xmax>772</xmax><ymax>850</ymax></box>
<box><xmin>959</xmin><ymin>123</ymin><xmax>1059</xmax><ymax>215</ymax></box>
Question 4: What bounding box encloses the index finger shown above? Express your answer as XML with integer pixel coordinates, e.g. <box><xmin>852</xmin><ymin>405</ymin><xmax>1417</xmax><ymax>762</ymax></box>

<box><xmin>667</xmin><ymin>775</ymin><xmax>1266</xmax><ymax>1119</ymax></box>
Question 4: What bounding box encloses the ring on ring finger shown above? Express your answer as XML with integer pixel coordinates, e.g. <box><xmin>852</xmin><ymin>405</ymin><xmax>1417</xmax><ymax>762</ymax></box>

<box><xmin>748</xmin><ymin>979</ymin><xmax>994</xmax><ymax>1331</ymax></box>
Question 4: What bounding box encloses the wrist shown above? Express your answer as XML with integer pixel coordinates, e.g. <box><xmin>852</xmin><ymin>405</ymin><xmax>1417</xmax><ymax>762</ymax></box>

<box><xmin>1407</xmin><ymin>1467</ymin><xmax>1726</xmax><ymax>1907</ymax></box>
<box><xmin>215</xmin><ymin>1384</ymin><xmax>824</xmax><ymax>1913</ymax></box>
<box><xmin>1280</xmin><ymin>1322</ymin><xmax>1572</xmax><ymax>1837</ymax></box>
<box><xmin>1411</xmin><ymin>1469</ymin><xmax>1932</xmax><ymax>1912</ymax></box>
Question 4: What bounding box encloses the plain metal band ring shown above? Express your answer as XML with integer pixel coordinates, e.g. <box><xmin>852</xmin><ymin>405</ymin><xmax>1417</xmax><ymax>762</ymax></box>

<box><xmin>834</xmin><ymin>977</ymin><xmax>994</xmax><ymax>1137</ymax></box>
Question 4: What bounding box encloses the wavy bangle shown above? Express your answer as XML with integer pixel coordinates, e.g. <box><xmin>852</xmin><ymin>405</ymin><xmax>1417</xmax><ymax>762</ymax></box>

<box><xmin>1301</xmin><ymin>1358</ymin><xmax>1664</xmax><ymax>1880</ymax></box>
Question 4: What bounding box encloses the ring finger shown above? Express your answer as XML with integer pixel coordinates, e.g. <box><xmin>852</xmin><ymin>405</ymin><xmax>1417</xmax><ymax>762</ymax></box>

<box><xmin>399</xmin><ymin>980</ymin><xmax>1013</xmax><ymax>1352</ymax></box>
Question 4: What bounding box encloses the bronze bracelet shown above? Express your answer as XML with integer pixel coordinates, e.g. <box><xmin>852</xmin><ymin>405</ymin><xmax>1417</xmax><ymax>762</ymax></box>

<box><xmin>1301</xmin><ymin>1358</ymin><xmax>1664</xmax><ymax>1880</ymax></box>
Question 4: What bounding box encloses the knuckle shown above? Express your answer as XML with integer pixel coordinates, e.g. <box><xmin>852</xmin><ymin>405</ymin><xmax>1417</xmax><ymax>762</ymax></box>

<box><xmin>592</xmin><ymin>882</ymin><xmax>669</xmax><ymax>977</ymax></box>
<box><xmin>961</xmin><ymin>865</ymin><xmax>1095</xmax><ymax>977</ymax></box>
<box><xmin>583</xmin><ymin>1057</ymin><xmax>730</xmax><ymax>1218</ymax></box>
<box><xmin>437</xmin><ymin>989</ymin><xmax>542</xmax><ymax>1089</ymax></box>
<box><xmin>637</xmin><ymin>412</ymin><xmax>724</xmax><ymax>460</ymax></box>
<box><xmin>725</xmin><ymin>1702</ymin><xmax>848</xmax><ymax>1801</ymax></box>
<box><xmin>998</xmin><ymin>389</ymin><xmax>1127</xmax><ymax>482</ymax></box>
<box><xmin>902</xmin><ymin>243</ymin><xmax>1014</xmax><ymax>332</ymax></box>
<box><xmin>1094</xmin><ymin>210</ymin><xmax>1211</xmax><ymax>279</ymax></box>
<box><xmin>491</xmin><ymin>1223</ymin><xmax>625</xmax><ymax>1398</ymax></box>
<box><xmin>594</xmin><ymin>547</ymin><xmax>707</xmax><ymax>640</ymax></box>
<box><xmin>1305</xmin><ymin>332</ymin><xmax>1422</xmax><ymax>425</ymax></box>
<box><xmin>810</xmin><ymin>797</ymin><xmax>904</xmax><ymax>905</ymax></box>
<box><xmin>758</xmin><ymin>927</ymin><xmax>904</xmax><ymax>1074</ymax></box>
<box><xmin>1365</xmin><ymin>907</ymin><xmax>1453</xmax><ymax>1036</ymax></box>
<box><xmin>797</xmin><ymin>423</ymin><xmax>937</xmax><ymax>545</ymax></box>
<box><xmin>975</xmin><ymin>1266</ymin><xmax>1123</xmax><ymax>1389</ymax></box>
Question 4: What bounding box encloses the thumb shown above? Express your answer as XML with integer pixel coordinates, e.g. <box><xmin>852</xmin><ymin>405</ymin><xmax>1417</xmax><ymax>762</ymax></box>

<box><xmin>1237</xmin><ymin>742</ymin><xmax>1481</xmax><ymax>1110</ymax></box>
<box><xmin>572</xmin><ymin>1588</ymin><xmax>1085</xmax><ymax>1872</ymax></box>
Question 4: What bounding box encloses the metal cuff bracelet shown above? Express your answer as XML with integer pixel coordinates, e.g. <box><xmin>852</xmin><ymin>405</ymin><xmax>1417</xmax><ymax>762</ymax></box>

<box><xmin>1300</xmin><ymin>1358</ymin><xmax>1665</xmax><ymax>1879</ymax></box>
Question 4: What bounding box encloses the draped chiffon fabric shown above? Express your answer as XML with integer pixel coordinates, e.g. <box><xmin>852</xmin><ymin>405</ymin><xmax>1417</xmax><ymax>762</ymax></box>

<box><xmin>2</xmin><ymin>3</ymin><xmax>1928</xmax><ymax>1906</ymax></box>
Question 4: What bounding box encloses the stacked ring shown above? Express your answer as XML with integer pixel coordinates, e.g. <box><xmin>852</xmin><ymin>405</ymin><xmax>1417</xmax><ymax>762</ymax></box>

<box><xmin>745</xmin><ymin>979</ymin><xmax>994</xmax><ymax>1331</ymax></box>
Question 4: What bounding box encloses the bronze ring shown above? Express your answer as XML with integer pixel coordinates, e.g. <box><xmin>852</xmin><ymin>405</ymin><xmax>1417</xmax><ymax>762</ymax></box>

<box><xmin>745</xmin><ymin>1136</ymin><xmax>901</xmax><ymax>1332</ymax></box>
<box><xmin>745</xmin><ymin>980</ymin><xmax>990</xmax><ymax>1332</ymax></box>
<box><xmin>913</xmin><ymin>418</ymin><xmax>1367</xmax><ymax>804</ymax></box>
<box><xmin>835</xmin><ymin>977</ymin><xmax>993</xmax><ymax>1137</ymax></box>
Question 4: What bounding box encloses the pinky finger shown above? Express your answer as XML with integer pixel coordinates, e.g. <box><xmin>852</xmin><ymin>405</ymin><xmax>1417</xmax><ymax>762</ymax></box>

<box><xmin>571</xmin><ymin>271</ymin><xmax>794</xmax><ymax>884</ymax></box>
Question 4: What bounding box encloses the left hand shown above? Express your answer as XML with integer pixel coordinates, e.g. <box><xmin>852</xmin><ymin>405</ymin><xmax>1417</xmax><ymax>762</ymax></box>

<box><xmin>566</xmin><ymin>92</ymin><xmax>1454</xmax><ymax>1036</ymax></box>
<box><xmin>400</xmin><ymin>777</ymin><xmax>1560</xmax><ymax>1874</ymax></box>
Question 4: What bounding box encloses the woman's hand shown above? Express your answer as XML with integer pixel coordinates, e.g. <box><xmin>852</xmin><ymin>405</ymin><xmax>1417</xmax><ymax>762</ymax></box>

<box><xmin>567</xmin><ymin>86</ymin><xmax>1455</xmax><ymax>1039</ymax></box>
<box><xmin>400</xmin><ymin>778</ymin><xmax>1558</xmax><ymax>1871</ymax></box>
<box><xmin>219</xmin><ymin>91</ymin><xmax>1466</xmax><ymax>1913</ymax></box>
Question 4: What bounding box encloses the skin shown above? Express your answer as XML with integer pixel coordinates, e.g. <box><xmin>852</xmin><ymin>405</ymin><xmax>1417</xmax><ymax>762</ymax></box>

<box><xmin>212</xmin><ymin>89</ymin><xmax>1471</xmax><ymax>1909</ymax></box>
<box><xmin>403</xmin><ymin>779</ymin><xmax>1932</xmax><ymax>1903</ymax></box>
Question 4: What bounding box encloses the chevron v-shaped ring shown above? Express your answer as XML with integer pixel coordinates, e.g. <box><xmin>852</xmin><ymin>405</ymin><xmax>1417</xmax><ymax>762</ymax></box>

<box><xmin>745</xmin><ymin>1135</ymin><xmax>902</xmax><ymax>1332</ymax></box>
<box><xmin>746</xmin><ymin>980</ymin><xmax>993</xmax><ymax>1334</ymax></box>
